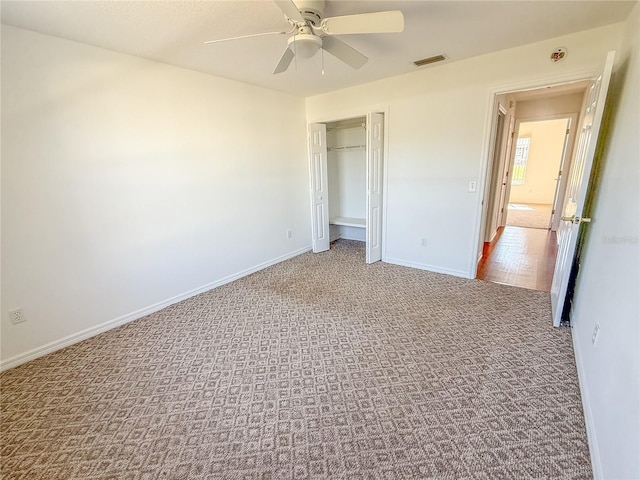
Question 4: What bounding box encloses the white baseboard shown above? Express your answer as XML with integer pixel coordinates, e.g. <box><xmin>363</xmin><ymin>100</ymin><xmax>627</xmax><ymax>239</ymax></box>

<box><xmin>384</xmin><ymin>257</ymin><xmax>470</xmax><ymax>279</ymax></box>
<box><xmin>0</xmin><ymin>246</ymin><xmax>311</xmax><ymax>372</ymax></box>
<box><xmin>571</xmin><ymin>325</ymin><xmax>602</xmax><ymax>479</ymax></box>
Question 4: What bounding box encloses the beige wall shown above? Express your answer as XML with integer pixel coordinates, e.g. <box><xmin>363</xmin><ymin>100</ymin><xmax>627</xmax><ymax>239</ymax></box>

<box><xmin>510</xmin><ymin>91</ymin><xmax>585</xmax><ymax>229</ymax></box>
<box><xmin>515</xmin><ymin>92</ymin><xmax>585</xmax><ymax>119</ymax></box>
<box><xmin>510</xmin><ymin>118</ymin><xmax>568</xmax><ymax>204</ymax></box>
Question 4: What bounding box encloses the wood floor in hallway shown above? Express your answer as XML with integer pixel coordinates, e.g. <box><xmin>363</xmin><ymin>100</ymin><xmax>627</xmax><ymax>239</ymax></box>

<box><xmin>477</xmin><ymin>226</ymin><xmax>558</xmax><ymax>292</ymax></box>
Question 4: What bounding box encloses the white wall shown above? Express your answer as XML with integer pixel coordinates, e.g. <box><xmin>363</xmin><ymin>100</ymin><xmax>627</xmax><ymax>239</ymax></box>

<box><xmin>1</xmin><ymin>26</ymin><xmax>310</xmax><ymax>367</ymax></box>
<box><xmin>510</xmin><ymin>119</ymin><xmax>568</xmax><ymax>204</ymax></box>
<box><xmin>306</xmin><ymin>23</ymin><xmax>623</xmax><ymax>278</ymax></box>
<box><xmin>327</xmin><ymin>126</ymin><xmax>366</xmax><ymax>220</ymax></box>
<box><xmin>569</xmin><ymin>3</ymin><xmax>640</xmax><ymax>479</ymax></box>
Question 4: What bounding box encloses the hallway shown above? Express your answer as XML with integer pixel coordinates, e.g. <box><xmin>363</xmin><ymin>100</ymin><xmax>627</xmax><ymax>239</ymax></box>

<box><xmin>506</xmin><ymin>203</ymin><xmax>553</xmax><ymax>229</ymax></box>
<box><xmin>477</xmin><ymin>226</ymin><xmax>558</xmax><ymax>292</ymax></box>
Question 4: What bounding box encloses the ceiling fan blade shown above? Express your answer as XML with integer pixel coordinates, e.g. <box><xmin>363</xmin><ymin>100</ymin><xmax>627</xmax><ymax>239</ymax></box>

<box><xmin>273</xmin><ymin>0</ymin><xmax>305</xmax><ymax>24</ymax></box>
<box><xmin>320</xmin><ymin>10</ymin><xmax>404</xmax><ymax>35</ymax></box>
<box><xmin>273</xmin><ymin>47</ymin><xmax>295</xmax><ymax>74</ymax></box>
<box><xmin>204</xmin><ymin>31</ymin><xmax>289</xmax><ymax>45</ymax></box>
<box><xmin>322</xmin><ymin>36</ymin><xmax>368</xmax><ymax>69</ymax></box>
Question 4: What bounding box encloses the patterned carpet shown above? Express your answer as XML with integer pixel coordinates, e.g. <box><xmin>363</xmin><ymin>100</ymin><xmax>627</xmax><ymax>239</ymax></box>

<box><xmin>507</xmin><ymin>203</ymin><xmax>553</xmax><ymax>229</ymax></box>
<box><xmin>1</xmin><ymin>240</ymin><xmax>591</xmax><ymax>479</ymax></box>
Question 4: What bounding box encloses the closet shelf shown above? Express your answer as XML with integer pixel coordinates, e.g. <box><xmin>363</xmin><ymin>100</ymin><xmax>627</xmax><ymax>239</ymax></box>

<box><xmin>330</xmin><ymin>217</ymin><xmax>365</xmax><ymax>228</ymax></box>
<box><xmin>328</xmin><ymin>145</ymin><xmax>366</xmax><ymax>152</ymax></box>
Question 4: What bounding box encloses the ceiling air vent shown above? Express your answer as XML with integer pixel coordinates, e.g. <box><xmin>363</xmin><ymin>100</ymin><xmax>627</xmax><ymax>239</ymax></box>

<box><xmin>414</xmin><ymin>54</ymin><xmax>447</xmax><ymax>67</ymax></box>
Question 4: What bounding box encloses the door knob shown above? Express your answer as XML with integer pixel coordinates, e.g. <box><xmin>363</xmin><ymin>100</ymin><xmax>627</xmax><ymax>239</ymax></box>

<box><xmin>561</xmin><ymin>215</ymin><xmax>592</xmax><ymax>224</ymax></box>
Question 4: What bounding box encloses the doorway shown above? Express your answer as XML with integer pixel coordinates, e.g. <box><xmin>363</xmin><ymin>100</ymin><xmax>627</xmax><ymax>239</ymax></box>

<box><xmin>505</xmin><ymin>117</ymin><xmax>572</xmax><ymax>231</ymax></box>
<box><xmin>308</xmin><ymin>112</ymin><xmax>384</xmax><ymax>264</ymax></box>
<box><xmin>477</xmin><ymin>82</ymin><xmax>589</xmax><ymax>292</ymax></box>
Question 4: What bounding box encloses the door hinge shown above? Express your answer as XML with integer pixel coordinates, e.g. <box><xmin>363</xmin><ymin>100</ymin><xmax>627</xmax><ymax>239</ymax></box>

<box><xmin>558</xmin><ymin>169</ymin><xmax>562</xmax><ymax>176</ymax></box>
<box><xmin>566</xmin><ymin>128</ymin><xmax>570</xmax><ymax>135</ymax></box>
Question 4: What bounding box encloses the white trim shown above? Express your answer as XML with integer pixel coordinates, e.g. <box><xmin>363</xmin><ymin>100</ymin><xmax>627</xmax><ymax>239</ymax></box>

<box><xmin>490</xmin><ymin>69</ymin><xmax>597</xmax><ymax>97</ymax></box>
<box><xmin>385</xmin><ymin>257</ymin><xmax>470</xmax><ymax>279</ymax></box>
<box><xmin>516</xmin><ymin>112</ymin><xmax>579</xmax><ymax>123</ymax></box>
<box><xmin>478</xmin><ymin>100</ymin><xmax>507</xmax><ymax>257</ymax></box>
<box><xmin>0</xmin><ymin>246</ymin><xmax>311</xmax><ymax>372</ymax></box>
<box><xmin>305</xmin><ymin>103</ymin><xmax>390</xmax><ymax>126</ymax></box>
<box><xmin>572</xmin><ymin>326</ymin><xmax>603</xmax><ymax>479</ymax></box>
<box><xmin>381</xmin><ymin>106</ymin><xmax>391</xmax><ymax>263</ymax></box>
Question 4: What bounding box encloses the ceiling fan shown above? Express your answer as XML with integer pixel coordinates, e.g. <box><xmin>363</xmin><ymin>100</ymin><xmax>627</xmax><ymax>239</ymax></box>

<box><xmin>205</xmin><ymin>0</ymin><xmax>404</xmax><ymax>74</ymax></box>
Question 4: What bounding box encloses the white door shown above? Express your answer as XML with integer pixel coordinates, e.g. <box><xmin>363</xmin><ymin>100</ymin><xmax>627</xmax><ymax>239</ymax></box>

<box><xmin>308</xmin><ymin>123</ymin><xmax>330</xmax><ymax>253</ymax></box>
<box><xmin>366</xmin><ymin>113</ymin><xmax>384</xmax><ymax>263</ymax></box>
<box><xmin>550</xmin><ymin>51</ymin><xmax>615</xmax><ymax>326</ymax></box>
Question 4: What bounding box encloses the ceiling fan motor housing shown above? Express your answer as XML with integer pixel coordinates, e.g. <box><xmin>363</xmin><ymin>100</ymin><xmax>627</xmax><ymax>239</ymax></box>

<box><xmin>294</xmin><ymin>0</ymin><xmax>326</xmax><ymax>25</ymax></box>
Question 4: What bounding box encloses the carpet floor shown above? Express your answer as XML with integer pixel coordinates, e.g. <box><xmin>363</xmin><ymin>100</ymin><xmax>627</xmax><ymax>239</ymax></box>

<box><xmin>1</xmin><ymin>240</ymin><xmax>591</xmax><ymax>479</ymax></box>
<box><xmin>507</xmin><ymin>203</ymin><xmax>553</xmax><ymax>229</ymax></box>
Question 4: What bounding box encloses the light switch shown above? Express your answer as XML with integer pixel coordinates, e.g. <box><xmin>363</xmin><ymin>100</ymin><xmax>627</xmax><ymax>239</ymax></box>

<box><xmin>468</xmin><ymin>181</ymin><xmax>477</xmax><ymax>193</ymax></box>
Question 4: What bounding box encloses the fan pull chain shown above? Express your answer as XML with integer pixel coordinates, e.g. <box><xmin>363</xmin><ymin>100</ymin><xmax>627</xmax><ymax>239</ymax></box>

<box><xmin>321</xmin><ymin>47</ymin><xmax>325</xmax><ymax>75</ymax></box>
<box><xmin>293</xmin><ymin>34</ymin><xmax>298</xmax><ymax>70</ymax></box>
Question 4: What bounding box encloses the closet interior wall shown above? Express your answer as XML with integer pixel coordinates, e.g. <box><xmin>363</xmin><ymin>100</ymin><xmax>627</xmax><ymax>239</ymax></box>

<box><xmin>326</xmin><ymin>118</ymin><xmax>367</xmax><ymax>242</ymax></box>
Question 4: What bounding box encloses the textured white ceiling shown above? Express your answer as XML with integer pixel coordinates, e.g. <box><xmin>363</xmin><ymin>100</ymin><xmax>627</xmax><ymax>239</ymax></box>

<box><xmin>1</xmin><ymin>1</ymin><xmax>635</xmax><ymax>96</ymax></box>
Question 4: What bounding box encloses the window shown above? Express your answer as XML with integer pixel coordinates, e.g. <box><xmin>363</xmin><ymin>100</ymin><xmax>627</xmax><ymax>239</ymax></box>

<box><xmin>512</xmin><ymin>136</ymin><xmax>530</xmax><ymax>185</ymax></box>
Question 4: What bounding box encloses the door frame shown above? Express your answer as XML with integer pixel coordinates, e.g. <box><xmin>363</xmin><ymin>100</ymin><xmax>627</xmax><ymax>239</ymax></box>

<box><xmin>478</xmin><ymin>103</ymin><xmax>507</xmax><ymax>250</ymax></box>
<box><xmin>499</xmin><ymin>114</ymin><xmax>579</xmax><ymax>231</ymax></box>
<box><xmin>472</xmin><ymin>70</ymin><xmax>598</xmax><ymax>279</ymax></box>
<box><xmin>507</xmin><ymin>113</ymin><xmax>579</xmax><ymax>230</ymax></box>
<box><xmin>306</xmin><ymin>106</ymin><xmax>390</xmax><ymax>260</ymax></box>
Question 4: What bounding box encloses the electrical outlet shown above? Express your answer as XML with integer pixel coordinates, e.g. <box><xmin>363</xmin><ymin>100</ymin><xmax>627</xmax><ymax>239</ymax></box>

<box><xmin>9</xmin><ymin>308</ymin><xmax>25</xmax><ymax>325</ymax></box>
<box><xmin>420</xmin><ymin>238</ymin><xmax>428</xmax><ymax>247</ymax></box>
<box><xmin>287</xmin><ymin>230</ymin><xmax>292</xmax><ymax>239</ymax></box>
<box><xmin>592</xmin><ymin>323</ymin><xmax>600</xmax><ymax>345</ymax></box>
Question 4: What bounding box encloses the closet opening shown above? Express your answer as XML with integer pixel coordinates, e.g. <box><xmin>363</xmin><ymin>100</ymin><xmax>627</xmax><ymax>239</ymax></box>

<box><xmin>327</xmin><ymin>117</ymin><xmax>367</xmax><ymax>243</ymax></box>
<box><xmin>308</xmin><ymin>112</ymin><xmax>384</xmax><ymax>264</ymax></box>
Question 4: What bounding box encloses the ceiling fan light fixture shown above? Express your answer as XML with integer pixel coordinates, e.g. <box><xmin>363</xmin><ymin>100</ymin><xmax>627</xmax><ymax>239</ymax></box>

<box><xmin>288</xmin><ymin>34</ymin><xmax>322</xmax><ymax>58</ymax></box>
